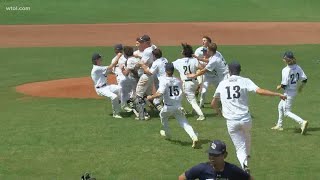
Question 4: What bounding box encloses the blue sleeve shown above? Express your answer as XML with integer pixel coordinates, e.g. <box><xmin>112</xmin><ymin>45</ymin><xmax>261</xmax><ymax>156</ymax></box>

<box><xmin>184</xmin><ymin>163</ymin><xmax>203</xmax><ymax>180</ymax></box>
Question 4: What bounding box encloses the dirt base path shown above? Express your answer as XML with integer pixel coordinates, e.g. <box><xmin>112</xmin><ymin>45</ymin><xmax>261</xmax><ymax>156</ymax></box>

<box><xmin>10</xmin><ymin>22</ymin><xmax>320</xmax><ymax>98</ymax></box>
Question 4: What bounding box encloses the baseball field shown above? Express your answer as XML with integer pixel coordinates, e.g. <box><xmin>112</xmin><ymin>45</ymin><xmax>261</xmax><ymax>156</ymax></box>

<box><xmin>1</xmin><ymin>0</ymin><xmax>320</xmax><ymax>179</ymax></box>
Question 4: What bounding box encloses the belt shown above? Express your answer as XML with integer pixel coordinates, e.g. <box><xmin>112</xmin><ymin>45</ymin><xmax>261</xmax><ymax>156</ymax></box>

<box><xmin>165</xmin><ymin>104</ymin><xmax>173</xmax><ymax>106</ymax></box>
<box><xmin>185</xmin><ymin>78</ymin><xmax>197</xmax><ymax>82</ymax></box>
<box><xmin>96</xmin><ymin>83</ymin><xmax>107</xmax><ymax>89</ymax></box>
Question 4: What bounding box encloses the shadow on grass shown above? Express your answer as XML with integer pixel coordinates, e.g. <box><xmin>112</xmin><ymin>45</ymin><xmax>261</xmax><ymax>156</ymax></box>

<box><xmin>285</xmin><ymin>126</ymin><xmax>320</xmax><ymax>135</ymax></box>
<box><xmin>167</xmin><ymin>138</ymin><xmax>211</xmax><ymax>149</ymax></box>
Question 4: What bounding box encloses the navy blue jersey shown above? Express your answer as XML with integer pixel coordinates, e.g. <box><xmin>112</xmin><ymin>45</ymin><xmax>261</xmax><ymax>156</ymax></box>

<box><xmin>185</xmin><ymin>162</ymin><xmax>250</xmax><ymax>180</ymax></box>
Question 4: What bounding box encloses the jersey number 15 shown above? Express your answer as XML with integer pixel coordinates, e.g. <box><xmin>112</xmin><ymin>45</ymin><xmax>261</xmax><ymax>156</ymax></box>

<box><xmin>226</xmin><ymin>85</ymin><xmax>241</xmax><ymax>99</ymax></box>
<box><xmin>169</xmin><ymin>86</ymin><xmax>180</xmax><ymax>96</ymax></box>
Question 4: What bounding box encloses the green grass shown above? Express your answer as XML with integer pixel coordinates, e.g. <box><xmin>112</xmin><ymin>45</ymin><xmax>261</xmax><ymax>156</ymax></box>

<box><xmin>0</xmin><ymin>45</ymin><xmax>320</xmax><ymax>179</ymax></box>
<box><xmin>1</xmin><ymin>0</ymin><xmax>320</xmax><ymax>24</ymax></box>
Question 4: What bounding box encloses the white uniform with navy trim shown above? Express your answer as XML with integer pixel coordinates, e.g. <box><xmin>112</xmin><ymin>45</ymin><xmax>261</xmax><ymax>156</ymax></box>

<box><xmin>200</xmin><ymin>51</ymin><xmax>229</xmax><ymax>107</ymax></box>
<box><xmin>276</xmin><ymin>64</ymin><xmax>307</xmax><ymax>127</ymax></box>
<box><xmin>214</xmin><ymin>75</ymin><xmax>259</xmax><ymax>169</ymax></box>
<box><xmin>136</xmin><ymin>45</ymin><xmax>157</xmax><ymax>98</ymax></box>
<box><xmin>194</xmin><ymin>46</ymin><xmax>207</xmax><ymax>84</ymax></box>
<box><xmin>173</xmin><ymin>57</ymin><xmax>204</xmax><ymax>117</ymax></box>
<box><xmin>149</xmin><ymin>57</ymin><xmax>168</xmax><ymax>89</ymax></box>
<box><xmin>91</xmin><ymin>65</ymin><xmax>121</xmax><ymax>114</ymax></box>
<box><xmin>158</xmin><ymin>76</ymin><xmax>198</xmax><ymax>141</ymax></box>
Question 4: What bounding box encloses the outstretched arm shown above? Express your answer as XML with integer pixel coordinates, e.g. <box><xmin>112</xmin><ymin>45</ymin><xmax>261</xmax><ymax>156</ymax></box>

<box><xmin>256</xmin><ymin>88</ymin><xmax>286</xmax><ymax>100</ymax></box>
<box><xmin>147</xmin><ymin>92</ymin><xmax>162</xmax><ymax>100</ymax></box>
<box><xmin>187</xmin><ymin>68</ymin><xmax>207</xmax><ymax>79</ymax></box>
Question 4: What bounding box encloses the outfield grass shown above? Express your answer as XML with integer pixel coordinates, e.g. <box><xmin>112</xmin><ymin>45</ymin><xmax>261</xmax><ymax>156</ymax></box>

<box><xmin>1</xmin><ymin>0</ymin><xmax>320</xmax><ymax>24</ymax></box>
<box><xmin>0</xmin><ymin>45</ymin><xmax>319</xmax><ymax>179</ymax></box>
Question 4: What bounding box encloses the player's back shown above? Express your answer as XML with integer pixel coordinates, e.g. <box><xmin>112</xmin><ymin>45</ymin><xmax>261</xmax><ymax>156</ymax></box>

<box><xmin>282</xmin><ymin>64</ymin><xmax>307</xmax><ymax>96</ymax></box>
<box><xmin>216</xmin><ymin>75</ymin><xmax>258</xmax><ymax>120</ymax></box>
<box><xmin>173</xmin><ymin>57</ymin><xmax>198</xmax><ymax>81</ymax></box>
<box><xmin>161</xmin><ymin>77</ymin><xmax>183</xmax><ymax>106</ymax></box>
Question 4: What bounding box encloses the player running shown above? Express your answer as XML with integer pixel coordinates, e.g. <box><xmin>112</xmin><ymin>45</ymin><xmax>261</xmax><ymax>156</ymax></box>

<box><xmin>147</xmin><ymin>63</ymin><xmax>199</xmax><ymax>148</ymax></box>
<box><xmin>271</xmin><ymin>51</ymin><xmax>309</xmax><ymax>134</ymax></box>
<box><xmin>173</xmin><ymin>43</ymin><xmax>205</xmax><ymax>121</ymax></box>
<box><xmin>211</xmin><ymin>61</ymin><xmax>286</xmax><ymax>172</ymax></box>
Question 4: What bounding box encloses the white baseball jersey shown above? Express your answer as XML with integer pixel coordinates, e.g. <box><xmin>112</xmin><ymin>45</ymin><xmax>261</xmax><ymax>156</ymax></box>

<box><xmin>157</xmin><ymin>76</ymin><xmax>183</xmax><ymax>106</ymax></box>
<box><xmin>281</xmin><ymin>64</ymin><xmax>307</xmax><ymax>97</ymax></box>
<box><xmin>134</xmin><ymin>50</ymin><xmax>143</xmax><ymax>57</ymax></box>
<box><xmin>111</xmin><ymin>55</ymin><xmax>126</xmax><ymax>78</ymax></box>
<box><xmin>91</xmin><ymin>65</ymin><xmax>109</xmax><ymax>88</ymax></box>
<box><xmin>141</xmin><ymin>45</ymin><xmax>157</xmax><ymax>67</ymax></box>
<box><xmin>173</xmin><ymin>57</ymin><xmax>199</xmax><ymax>81</ymax></box>
<box><xmin>205</xmin><ymin>52</ymin><xmax>228</xmax><ymax>78</ymax></box>
<box><xmin>214</xmin><ymin>75</ymin><xmax>259</xmax><ymax>120</ymax></box>
<box><xmin>149</xmin><ymin>57</ymin><xmax>168</xmax><ymax>79</ymax></box>
<box><xmin>126</xmin><ymin>57</ymin><xmax>140</xmax><ymax>79</ymax></box>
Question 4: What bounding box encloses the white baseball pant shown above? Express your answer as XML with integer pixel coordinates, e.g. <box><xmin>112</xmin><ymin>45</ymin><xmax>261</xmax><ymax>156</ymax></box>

<box><xmin>159</xmin><ymin>105</ymin><xmax>198</xmax><ymax>141</ymax></box>
<box><xmin>96</xmin><ymin>84</ymin><xmax>121</xmax><ymax>114</ymax></box>
<box><xmin>277</xmin><ymin>96</ymin><xmax>304</xmax><ymax>127</ymax></box>
<box><xmin>182</xmin><ymin>80</ymin><xmax>204</xmax><ymax>116</ymax></box>
<box><xmin>119</xmin><ymin>77</ymin><xmax>137</xmax><ymax>108</ymax></box>
<box><xmin>200</xmin><ymin>73</ymin><xmax>228</xmax><ymax>107</ymax></box>
<box><xmin>226</xmin><ymin>115</ymin><xmax>252</xmax><ymax>169</ymax></box>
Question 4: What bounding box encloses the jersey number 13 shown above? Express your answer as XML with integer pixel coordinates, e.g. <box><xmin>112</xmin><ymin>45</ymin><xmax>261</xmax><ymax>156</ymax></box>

<box><xmin>226</xmin><ymin>85</ymin><xmax>241</xmax><ymax>99</ymax></box>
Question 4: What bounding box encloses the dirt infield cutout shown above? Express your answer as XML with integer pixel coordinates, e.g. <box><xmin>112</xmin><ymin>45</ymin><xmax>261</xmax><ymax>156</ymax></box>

<box><xmin>9</xmin><ymin>22</ymin><xmax>320</xmax><ymax>98</ymax></box>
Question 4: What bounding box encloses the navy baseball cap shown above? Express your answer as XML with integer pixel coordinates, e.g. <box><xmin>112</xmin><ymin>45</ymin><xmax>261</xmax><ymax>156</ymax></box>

<box><xmin>114</xmin><ymin>44</ymin><xmax>123</xmax><ymax>51</ymax></box>
<box><xmin>92</xmin><ymin>53</ymin><xmax>102</xmax><ymax>60</ymax></box>
<box><xmin>138</xmin><ymin>35</ymin><xmax>151</xmax><ymax>42</ymax></box>
<box><xmin>207</xmin><ymin>140</ymin><xmax>227</xmax><ymax>155</ymax></box>
<box><xmin>165</xmin><ymin>62</ymin><xmax>174</xmax><ymax>72</ymax></box>
<box><xmin>283</xmin><ymin>51</ymin><xmax>294</xmax><ymax>59</ymax></box>
<box><xmin>228</xmin><ymin>61</ymin><xmax>241</xmax><ymax>74</ymax></box>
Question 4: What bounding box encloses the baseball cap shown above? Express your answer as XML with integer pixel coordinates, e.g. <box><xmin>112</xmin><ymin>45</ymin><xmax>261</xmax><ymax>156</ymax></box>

<box><xmin>228</xmin><ymin>61</ymin><xmax>241</xmax><ymax>74</ymax></box>
<box><xmin>114</xmin><ymin>44</ymin><xmax>123</xmax><ymax>51</ymax></box>
<box><xmin>138</xmin><ymin>35</ymin><xmax>151</xmax><ymax>42</ymax></box>
<box><xmin>92</xmin><ymin>53</ymin><xmax>102</xmax><ymax>61</ymax></box>
<box><xmin>165</xmin><ymin>62</ymin><xmax>174</xmax><ymax>72</ymax></box>
<box><xmin>207</xmin><ymin>140</ymin><xmax>227</xmax><ymax>155</ymax></box>
<box><xmin>283</xmin><ymin>51</ymin><xmax>294</xmax><ymax>59</ymax></box>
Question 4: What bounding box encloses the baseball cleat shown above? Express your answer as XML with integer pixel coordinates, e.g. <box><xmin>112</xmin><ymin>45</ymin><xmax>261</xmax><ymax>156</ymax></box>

<box><xmin>122</xmin><ymin>106</ymin><xmax>133</xmax><ymax>112</ymax></box>
<box><xmin>160</xmin><ymin>130</ymin><xmax>171</xmax><ymax>139</ymax></box>
<box><xmin>112</xmin><ymin>114</ymin><xmax>123</xmax><ymax>119</ymax></box>
<box><xmin>196</xmin><ymin>115</ymin><xmax>205</xmax><ymax>121</ymax></box>
<box><xmin>301</xmin><ymin>120</ymin><xmax>308</xmax><ymax>135</ymax></box>
<box><xmin>271</xmin><ymin>125</ymin><xmax>283</xmax><ymax>131</ymax></box>
<box><xmin>243</xmin><ymin>164</ymin><xmax>250</xmax><ymax>174</ymax></box>
<box><xmin>178</xmin><ymin>107</ymin><xmax>187</xmax><ymax>115</ymax></box>
<box><xmin>192</xmin><ymin>137</ymin><xmax>199</xmax><ymax>148</ymax></box>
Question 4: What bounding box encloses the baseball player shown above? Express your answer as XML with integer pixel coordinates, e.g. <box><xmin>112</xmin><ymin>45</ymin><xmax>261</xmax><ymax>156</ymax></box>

<box><xmin>211</xmin><ymin>61</ymin><xmax>287</xmax><ymax>172</ymax></box>
<box><xmin>139</xmin><ymin>48</ymin><xmax>168</xmax><ymax>111</ymax></box>
<box><xmin>147</xmin><ymin>63</ymin><xmax>199</xmax><ymax>148</ymax></box>
<box><xmin>110</xmin><ymin>44</ymin><xmax>133</xmax><ymax>112</ymax></box>
<box><xmin>173</xmin><ymin>43</ymin><xmax>205</xmax><ymax>121</ymax></box>
<box><xmin>271</xmin><ymin>51</ymin><xmax>309</xmax><ymax>134</ymax></box>
<box><xmin>193</xmin><ymin>36</ymin><xmax>212</xmax><ymax>91</ymax></box>
<box><xmin>188</xmin><ymin>43</ymin><xmax>229</xmax><ymax>108</ymax></box>
<box><xmin>134</xmin><ymin>35</ymin><xmax>157</xmax><ymax>120</ymax></box>
<box><xmin>91</xmin><ymin>53</ymin><xmax>122</xmax><ymax>118</ymax></box>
